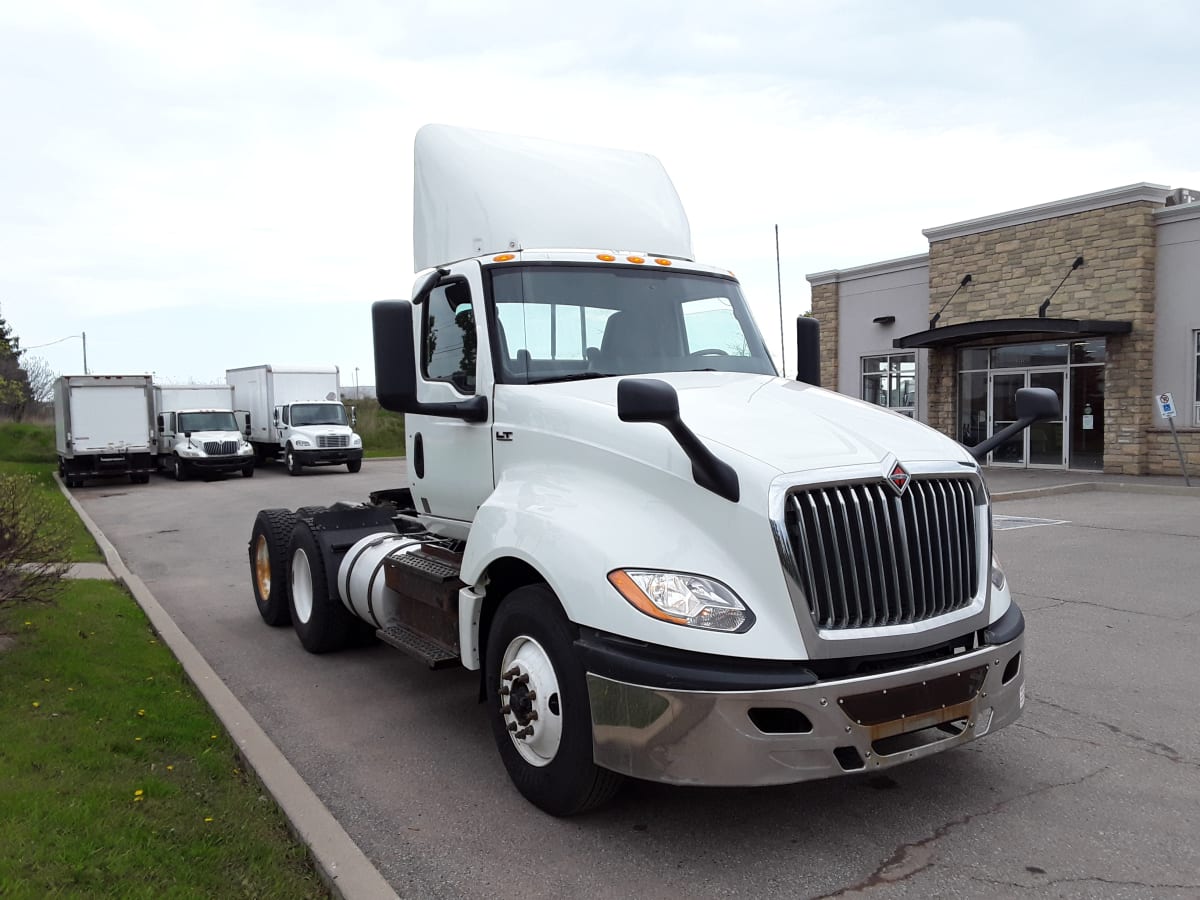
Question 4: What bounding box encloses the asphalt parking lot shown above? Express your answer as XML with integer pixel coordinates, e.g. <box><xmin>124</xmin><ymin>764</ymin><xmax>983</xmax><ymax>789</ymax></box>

<box><xmin>73</xmin><ymin>465</ymin><xmax>1200</xmax><ymax>899</ymax></box>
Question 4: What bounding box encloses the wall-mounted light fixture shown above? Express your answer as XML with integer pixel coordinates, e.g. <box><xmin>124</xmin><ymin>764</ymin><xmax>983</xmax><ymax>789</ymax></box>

<box><xmin>872</xmin><ymin>315</ymin><xmax>896</xmax><ymax>326</ymax></box>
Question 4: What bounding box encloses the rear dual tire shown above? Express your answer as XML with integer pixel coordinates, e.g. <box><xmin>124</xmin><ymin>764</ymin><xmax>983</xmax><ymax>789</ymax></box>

<box><xmin>249</xmin><ymin>508</ymin><xmax>296</xmax><ymax>626</ymax></box>
<box><xmin>287</xmin><ymin>521</ymin><xmax>357</xmax><ymax>653</ymax></box>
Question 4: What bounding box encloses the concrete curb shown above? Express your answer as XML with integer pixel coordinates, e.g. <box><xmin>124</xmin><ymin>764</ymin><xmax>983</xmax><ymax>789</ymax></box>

<box><xmin>991</xmin><ymin>481</ymin><xmax>1200</xmax><ymax>502</ymax></box>
<box><xmin>54</xmin><ymin>474</ymin><xmax>399</xmax><ymax>900</ymax></box>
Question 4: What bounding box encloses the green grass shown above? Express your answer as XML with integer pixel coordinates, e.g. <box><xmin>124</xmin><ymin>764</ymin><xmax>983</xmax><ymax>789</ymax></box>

<box><xmin>0</xmin><ymin>460</ymin><xmax>102</xmax><ymax>563</ymax></box>
<box><xmin>0</xmin><ymin>581</ymin><xmax>328</xmax><ymax>899</ymax></box>
<box><xmin>351</xmin><ymin>399</ymin><xmax>406</xmax><ymax>458</ymax></box>
<box><xmin>0</xmin><ymin>421</ymin><xmax>57</xmax><ymax>463</ymax></box>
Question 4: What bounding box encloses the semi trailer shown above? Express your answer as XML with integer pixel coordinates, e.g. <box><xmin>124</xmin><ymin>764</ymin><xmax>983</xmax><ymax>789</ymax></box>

<box><xmin>246</xmin><ymin>125</ymin><xmax>1058</xmax><ymax>816</ymax></box>
<box><xmin>54</xmin><ymin>374</ymin><xmax>155</xmax><ymax>487</ymax></box>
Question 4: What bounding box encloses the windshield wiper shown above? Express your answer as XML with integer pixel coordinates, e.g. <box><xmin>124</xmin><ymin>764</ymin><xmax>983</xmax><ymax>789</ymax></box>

<box><xmin>525</xmin><ymin>372</ymin><xmax>620</xmax><ymax>385</ymax></box>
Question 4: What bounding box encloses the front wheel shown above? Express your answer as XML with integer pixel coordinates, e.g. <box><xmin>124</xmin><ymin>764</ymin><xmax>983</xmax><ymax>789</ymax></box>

<box><xmin>286</xmin><ymin>448</ymin><xmax>302</xmax><ymax>476</ymax></box>
<box><xmin>172</xmin><ymin>456</ymin><xmax>189</xmax><ymax>481</ymax></box>
<box><xmin>241</xmin><ymin>464</ymin><xmax>255</xmax><ymax>478</ymax></box>
<box><xmin>485</xmin><ymin>584</ymin><xmax>623</xmax><ymax>816</ymax></box>
<box><xmin>347</xmin><ymin>458</ymin><xmax>362</xmax><ymax>474</ymax></box>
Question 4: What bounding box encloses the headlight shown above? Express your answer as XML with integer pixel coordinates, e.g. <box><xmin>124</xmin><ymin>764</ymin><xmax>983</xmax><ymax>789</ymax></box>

<box><xmin>293</xmin><ymin>439</ymin><xmax>312</xmax><ymax>448</ymax></box>
<box><xmin>608</xmin><ymin>570</ymin><xmax>754</xmax><ymax>633</ymax></box>
<box><xmin>990</xmin><ymin>552</ymin><xmax>1006</xmax><ymax>591</ymax></box>
<box><xmin>351</xmin><ymin>434</ymin><xmax>361</xmax><ymax>446</ymax></box>
<box><xmin>239</xmin><ymin>442</ymin><xmax>253</xmax><ymax>454</ymax></box>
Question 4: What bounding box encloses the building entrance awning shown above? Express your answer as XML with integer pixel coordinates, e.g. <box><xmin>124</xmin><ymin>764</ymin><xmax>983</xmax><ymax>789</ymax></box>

<box><xmin>892</xmin><ymin>317</ymin><xmax>1133</xmax><ymax>350</ymax></box>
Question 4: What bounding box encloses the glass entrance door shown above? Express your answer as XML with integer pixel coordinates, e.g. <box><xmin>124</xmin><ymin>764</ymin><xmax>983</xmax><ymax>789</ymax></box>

<box><xmin>988</xmin><ymin>369</ymin><xmax>1067</xmax><ymax>468</ymax></box>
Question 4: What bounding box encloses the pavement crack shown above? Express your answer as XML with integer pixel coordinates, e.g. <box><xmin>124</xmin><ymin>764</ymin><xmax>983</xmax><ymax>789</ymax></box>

<box><xmin>1018</xmin><ymin>592</ymin><xmax>1193</xmax><ymax>623</ymax></box>
<box><xmin>1029</xmin><ymin>697</ymin><xmax>1199</xmax><ymax>769</ymax></box>
<box><xmin>969</xmin><ymin>873</ymin><xmax>1200</xmax><ymax>892</ymax></box>
<box><xmin>814</xmin><ymin>768</ymin><xmax>1106</xmax><ymax>899</ymax></box>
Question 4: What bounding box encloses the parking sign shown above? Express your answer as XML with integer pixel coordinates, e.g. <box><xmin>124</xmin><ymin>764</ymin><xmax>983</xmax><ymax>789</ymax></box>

<box><xmin>1157</xmin><ymin>392</ymin><xmax>1176</xmax><ymax>419</ymax></box>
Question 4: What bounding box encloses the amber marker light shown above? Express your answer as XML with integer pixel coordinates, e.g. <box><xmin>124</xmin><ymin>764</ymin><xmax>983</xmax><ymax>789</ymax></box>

<box><xmin>492</xmin><ymin>253</ymin><xmax>516</xmax><ymax>262</ymax></box>
<box><xmin>607</xmin><ymin>571</ymin><xmax>687</xmax><ymax>624</ymax></box>
<box><xmin>654</xmin><ymin>258</ymin><xmax>672</xmax><ymax>266</ymax></box>
<box><xmin>596</xmin><ymin>253</ymin><xmax>616</xmax><ymax>261</ymax></box>
<box><xmin>626</xmin><ymin>256</ymin><xmax>646</xmax><ymax>264</ymax></box>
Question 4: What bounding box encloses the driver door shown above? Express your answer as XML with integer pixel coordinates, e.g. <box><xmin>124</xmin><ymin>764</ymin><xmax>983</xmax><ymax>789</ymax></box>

<box><xmin>407</xmin><ymin>260</ymin><xmax>496</xmax><ymax>528</ymax></box>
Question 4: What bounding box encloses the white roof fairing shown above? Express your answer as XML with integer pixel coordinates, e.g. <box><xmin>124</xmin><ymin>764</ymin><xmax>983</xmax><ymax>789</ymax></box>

<box><xmin>413</xmin><ymin>125</ymin><xmax>693</xmax><ymax>272</ymax></box>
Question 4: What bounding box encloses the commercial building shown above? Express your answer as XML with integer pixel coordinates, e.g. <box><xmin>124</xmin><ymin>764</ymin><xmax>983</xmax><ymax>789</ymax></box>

<box><xmin>807</xmin><ymin>183</ymin><xmax>1200</xmax><ymax>475</ymax></box>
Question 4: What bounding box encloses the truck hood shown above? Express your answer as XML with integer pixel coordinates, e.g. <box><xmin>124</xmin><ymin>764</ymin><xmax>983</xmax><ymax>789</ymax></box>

<box><xmin>517</xmin><ymin>372</ymin><xmax>973</xmax><ymax>475</ymax></box>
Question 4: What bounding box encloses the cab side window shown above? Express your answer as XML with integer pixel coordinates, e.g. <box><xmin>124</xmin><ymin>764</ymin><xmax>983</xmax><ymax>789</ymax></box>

<box><xmin>423</xmin><ymin>281</ymin><xmax>477</xmax><ymax>394</ymax></box>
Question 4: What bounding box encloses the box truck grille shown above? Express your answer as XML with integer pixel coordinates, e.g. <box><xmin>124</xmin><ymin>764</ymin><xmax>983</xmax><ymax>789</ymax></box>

<box><xmin>317</xmin><ymin>435</ymin><xmax>349</xmax><ymax>449</ymax></box>
<box><xmin>783</xmin><ymin>477</ymin><xmax>979</xmax><ymax>630</ymax></box>
<box><xmin>203</xmin><ymin>441</ymin><xmax>239</xmax><ymax>455</ymax></box>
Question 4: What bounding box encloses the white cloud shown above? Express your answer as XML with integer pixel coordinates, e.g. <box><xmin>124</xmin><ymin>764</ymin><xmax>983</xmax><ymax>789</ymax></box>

<box><xmin>2</xmin><ymin>0</ymin><xmax>1199</xmax><ymax>380</ymax></box>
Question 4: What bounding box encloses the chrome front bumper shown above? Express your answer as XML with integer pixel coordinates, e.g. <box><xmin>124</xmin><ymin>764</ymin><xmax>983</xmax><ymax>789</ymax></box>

<box><xmin>585</xmin><ymin>632</ymin><xmax>1024</xmax><ymax>787</ymax></box>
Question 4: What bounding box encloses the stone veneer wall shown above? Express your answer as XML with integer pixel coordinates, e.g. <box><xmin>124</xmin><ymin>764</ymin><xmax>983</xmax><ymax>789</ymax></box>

<box><xmin>809</xmin><ymin>282</ymin><xmax>840</xmax><ymax>389</ymax></box>
<box><xmin>925</xmin><ymin>201</ymin><xmax>1160</xmax><ymax>474</ymax></box>
<box><xmin>1145</xmin><ymin>428</ymin><xmax>1200</xmax><ymax>477</ymax></box>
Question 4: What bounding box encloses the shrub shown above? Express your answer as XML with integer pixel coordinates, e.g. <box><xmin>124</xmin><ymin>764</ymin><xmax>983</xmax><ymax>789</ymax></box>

<box><xmin>0</xmin><ymin>472</ymin><xmax>70</xmax><ymax>606</ymax></box>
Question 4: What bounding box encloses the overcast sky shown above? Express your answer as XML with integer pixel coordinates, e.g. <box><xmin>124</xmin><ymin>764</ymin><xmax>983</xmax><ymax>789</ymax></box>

<box><xmin>4</xmin><ymin>0</ymin><xmax>1199</xmax><ymax>387</ymax></box>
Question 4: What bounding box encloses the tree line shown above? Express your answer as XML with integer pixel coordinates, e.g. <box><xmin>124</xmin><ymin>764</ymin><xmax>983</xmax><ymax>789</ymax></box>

<box><xmin>0</xmin><ymin>307</ymin><xmax>55</xmax><ymax>421</ymax></box>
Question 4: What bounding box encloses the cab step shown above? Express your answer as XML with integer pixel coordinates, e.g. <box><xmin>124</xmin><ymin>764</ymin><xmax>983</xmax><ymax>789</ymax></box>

<box><xmin>377</xmin><ymin>623</ymin><xmax>460</xmax><ymax>670</ymax></box>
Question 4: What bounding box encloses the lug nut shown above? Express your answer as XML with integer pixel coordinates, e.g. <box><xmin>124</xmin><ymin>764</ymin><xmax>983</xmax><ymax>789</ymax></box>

<box><xmin>500</xmin><ymin>705</ymin><xmax>511</xmax><ymax>715</ymax></box>
<box><xmin>513</xmin><ymin>673</ymin><xmax>530</xmax><ymax>686</ymax></box>
<box><xmin>526</xmin><ymin>691</ymin><xmax>537</xmax><ymax>701</ymax></box>
<box><xmin>528</xmin><ymin>711</ymin><xmax>539</xmax><ymax>721</ymax></box>
<box><xmin>499</xmin><ymin>686</ymin><xmax>510</xmax><ymax>696</ymax></box>
<box><xmin>507</xmin><ymin>722</ymin><xmax>518</xmax><ymax>732</ymax></box>
<box><xmin>503</xmin><ymin>667</ymin><xmax>520</xmax><ymax>679</ymax></box>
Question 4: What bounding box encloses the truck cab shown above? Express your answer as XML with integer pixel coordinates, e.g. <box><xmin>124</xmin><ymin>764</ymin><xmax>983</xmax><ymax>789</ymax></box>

<box><xmin>249</xmin><ymin>125</ymin><xmax>1058</xmax><ymax>816</ymax></box>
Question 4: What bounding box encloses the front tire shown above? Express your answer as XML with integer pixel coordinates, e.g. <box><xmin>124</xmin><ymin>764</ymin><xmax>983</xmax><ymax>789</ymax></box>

<box><xmin>347</xmin><ymin>458</ymin><xmax>362</xmax><ymax>474</ymax></box>
<box><xmin>241</xmin><ymin>464</ymin><xmax>255</xmax><ymax>478</ymax></box>
<box><xmin>286</xmin><ymin>447</ymin><xmax>302</xmax><ymax>476</ymax></box>
<box><xmin>172</xmin><ymin>456</ymin><xmax>189</xmax><ymax>481</ymax></box>
<box><xmin>249</xmin><ymin>508</ymin><xmax>296</xmax><ymax>626</ymax></box>
<box><xmin>485</xmin><ymin>584</ymin><xmax>623</xmax><ymax>816</ymax></box>
<box><xmin>288</xmin><ymin>520</ymin><xmax>354</xmax><ymax>653</ymax></box>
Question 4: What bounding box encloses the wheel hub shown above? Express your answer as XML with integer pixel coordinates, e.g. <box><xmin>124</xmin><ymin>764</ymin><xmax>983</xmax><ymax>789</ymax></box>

<box><xmin>499</xmin><ymin>636</ymin><xmax>563</xmax><ymax>767</ymax></box>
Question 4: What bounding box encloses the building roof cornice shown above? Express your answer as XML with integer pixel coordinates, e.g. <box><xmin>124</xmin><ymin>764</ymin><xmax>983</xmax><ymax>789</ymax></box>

<box><xmin>1154</xmin><ymin>201</ymin><xmax>1200</xmax><ymax>224</ymax></box>
<box><xmin>806</xmin><ymin>252</ymin><xmax>929</xmax><ymax>286</ymax></box>
<box><xmin>922</xmin><ymin>183</ymin><xmax>1172</xmax><ymax>242</ymax></box>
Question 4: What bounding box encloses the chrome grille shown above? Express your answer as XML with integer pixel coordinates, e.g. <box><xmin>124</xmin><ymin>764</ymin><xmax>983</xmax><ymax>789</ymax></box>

<box><xmin>203</xmin><ymin>440</ymin><xmax>238</xmax><ymax>455</ymax></box>
<box><xmin>784</xmin><ymin>477</ymin><xmax>979</xmax><ymax>630</ymax></box>
<box><xmin>317</xmin><ymin>434</ymin><xmax>349</xmax><ymax>449</ymax></box>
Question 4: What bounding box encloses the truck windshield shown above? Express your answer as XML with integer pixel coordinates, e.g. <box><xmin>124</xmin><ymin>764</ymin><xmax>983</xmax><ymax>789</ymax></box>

<box><xmin>291</xmin><ymin>403</ymin><xmax>348</xmax><ymax>426</ymax></box>
<box><xmin>178</xmin><ymin>411</ymin><xmax>238</xmax><ymax>432</ymax></box>
<box><xmin>489</xmin><ymin>265</ymin><xmax>777</xmax><ymax>384</ymax></box>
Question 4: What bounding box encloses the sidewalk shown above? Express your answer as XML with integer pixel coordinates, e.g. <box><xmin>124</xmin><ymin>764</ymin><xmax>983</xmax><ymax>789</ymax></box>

<box><xmin>981</xmin><ymin>465</ymin><xmax>1198</xmax><ymax>500</ymax></box>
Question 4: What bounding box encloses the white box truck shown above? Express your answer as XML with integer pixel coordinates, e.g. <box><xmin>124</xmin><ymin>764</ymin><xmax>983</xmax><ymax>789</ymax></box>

<box><xmin>153</xmin><ymin>384</ymin><xmax>255</xmax><ymax>480</ymax></box>
<box><xmin>245</xmin><ymin>126</ymin><xmax>1059</xmax><ymax>816</ymax></box>
<box><xmin>54</xmin><ymin>374</ymin><xmax>155</xmax><ymax>487</ymax></box>
<box><xmin>226</xmin><ymin>365</ymin><xmax>363</xmax><ymax>474</ymax></box>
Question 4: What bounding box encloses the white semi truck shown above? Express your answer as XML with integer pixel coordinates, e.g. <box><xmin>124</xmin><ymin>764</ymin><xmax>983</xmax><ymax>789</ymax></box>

<box><xmin>54</xmin><ymin>374</ymin><xmax>155</xmax><ymax>487</ymax></box>
<box><xmin>226</xmin><ymin>365</ymin><xmax>363</xmax><ymax>474</ymax></box>
<box><xmin>153</xmin><ymin>384</ymin><xmax>255</xmax><ymax>480</ymax></box>
<box><xmin>246</xmin><ymin>126</ymin><xmax>1058</xmax><ymax>816</ymax></box>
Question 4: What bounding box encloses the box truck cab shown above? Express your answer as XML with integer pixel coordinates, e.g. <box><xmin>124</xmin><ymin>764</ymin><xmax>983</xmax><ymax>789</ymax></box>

<box><xmin>54</xmin><ymin>374</ymin><xmax>155</xmax><ymax>488</ymax></box>
<box><xmin>153</xmin><ymin>384</ymin><xmax>255</xmax><ymax>481</ymax></box>
<box><xmin>246</xmin><ymin>126</ymin><xmax>1059</xmax><ymax>816</ymax></box>
<box><xmin>226</xmin><ymin>365</ymin><xmax>363</xmax><ymax>474</ymax></box>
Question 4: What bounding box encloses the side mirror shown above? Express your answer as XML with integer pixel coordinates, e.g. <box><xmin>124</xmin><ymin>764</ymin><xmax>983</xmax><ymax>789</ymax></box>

<box><xmin>617</xmin><ymin>378</ymin><xmax>739</xmax><ymax>502</ymax></box>
<box><xmin>349</xmin><ymin>406</ymin><xmax>357</xmax><ymax>428</ymax></box>
<box><xmin>157</xmin><ymin>415</ymin><xmax>165</xmax><ymax>433</ymax></box>
<box><xmin>795</xmin><ymin>316</ymin><xmax>821</xmax><ymax>386</ymax></box>
<box><xmin>372</xmin><ymin>299</ymin><xmax>488</xmax><ymax>422</ymax></box>
<box><xmin>967</xmin><ymin>387</ymin><xmax>1061</xmax><ymax>461</ymax></box>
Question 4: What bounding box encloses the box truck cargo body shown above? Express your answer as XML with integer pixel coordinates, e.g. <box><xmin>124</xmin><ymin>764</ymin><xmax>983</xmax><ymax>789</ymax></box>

<box><xmin>153</xmin><ymin>384</ymin><xmax>255</xmax><ymax>480</ymax></box>
<box><xmin>54</xmin><ymin>374</ymin><xmax>155</xmax><ymax>487</ymax></box>
<box><xmin>226</xmin><ymin>365</ymin><xmax>362</xmax><ymax>474</ymax></box>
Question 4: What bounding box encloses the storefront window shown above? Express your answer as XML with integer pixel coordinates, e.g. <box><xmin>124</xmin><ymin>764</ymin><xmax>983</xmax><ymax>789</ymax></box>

<box><xmin>991</xmin><ymin>341</ymin><xmax>1069</xmax><ymax>369</ymax></box>
<box><xmin>1194</xmin><ymin>331</ymin><xmax>1200</xmax><ymax>425</ymax></box>
<box><xmin>862</xmin><ymin>353</ymin><xmax>916</xmax><ymax>417</ymax></box>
